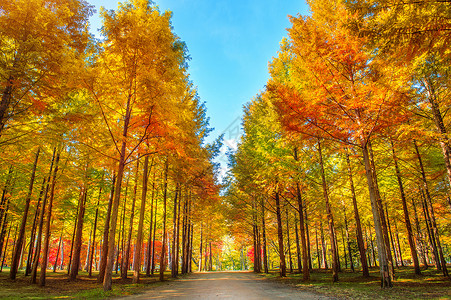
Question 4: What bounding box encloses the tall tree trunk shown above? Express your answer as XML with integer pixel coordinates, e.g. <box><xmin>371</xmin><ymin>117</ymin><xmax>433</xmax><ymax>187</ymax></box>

<box><xmin>10</xmin><ymin>148</ymin><xmax>40</xmax><ymax>279</ymax></box>
<box><xmin>345</xmin><ymin>152</ymin><xmax>369</xmax><ymax>276</ymax></box>
<box><xmin>368</xmin><ymin>141</ymin><xmax>394</xmax><ymax>279</ymax></box>
<box><xmin>39</xmin><ymin>150</ymin><xmax>60</xmax><ymax>286</ymax></box>
<box><xmin>171</xmin><ymin>183</ymin><xmax>179</xmax><ymax>278</ymax></box>
<box><xmin>31</xmin><ymin>148</ymin><xmax>56</xmax><ymax>284</ymax></box>
<box><xmin>385</xmin><ymin>204</ymin><xmax>399</xmax><ymax>269</ymax></box>
<box><xmin>423</xmin><ymin>79</ymin><xmax>451</xmax><ymax>188</ymax></box>
<box><xmin>0</xmin><ymin>167</ymin><xmax>13</xmax><ymax>264</ymax></box>
<box><xmin>53</xmin><ymin>225</ymin><xmax>64</xmax><ymax>272</ymax></box>
<box><xmin>133</xmin><ymin>155</ymin><xmax>150</xmax><ymax>283</ymax></box>
<box><xmin>151</xmin><ymin>184</ymin><xmax>158</xmax><ymax>275</ymax></box>
<box><xmin>294</xmin><ymin>213</ymin><xmax>302</xmax><ymax>274</ymax></box>
<box><xmin>320</xmin><ymin>221</ymin><xmax>328</xmax><ymax>269</ymax></box>
<box><xmin>412</xmin><ymin>197</ymin><xmax>428</xmax><ymax>269</ymax></box>
<box><xmin>198</xmin><ymin>222</ymin><xmax>203</xmax><ymax>272</ymax></box>
<box><xmin>275</xmin><ymin>187</ymin><xmax>286</xmax><ymax>277</ymax></box>
<box><xmin>123</xmin><ymin>158</ymin><xmax>139</xmax><ymax>278</ymax></box>
<box><xmin>261</xmin><ymin>197</ymin><xmax>269</xmax><ymax>274</ymax></box>
<box><xmin>361</xmin><ymin>139</ymin><xmax>392</xmax><ymax>287</ymax></box>
<box><xmin>393</xmin><ymin>220</ymin><xmax>404</xmax><ymax>267</ymax></box>
<box><xmin>88</xmin><ymin>183</ymin><xmax>103</xmax><ymax>277</ymax></box>
<box><xmin>286</xmin><ymin>208</ymin><xmax>293</xmax><ymax>274</ymax></box>
<box><xmin>69</xmin><ymin>187</ymin><xmax>88</xmax><ymax>280</ymax></box>
<box><xmin>317</xmin><ymin>139</ymin><xmax>339</xmax><ymax>282</ymax></box>
<box><xmin>103</xmin><ymin>88</ymin><xmax>134</xmax><ymax>292</ymax></box>
<box><xmin>0</xmin><ymin>221</ymin><xmax>12</xmax><ymax>272</ymax></box>
<box><xmin>414</xmin><ymin>141</ymin><xmax>449</xmax><ymax>276</ymax></box>
<box><xmin>98</xmin><ymin>173</ymin><xmax>115</xmax><ymax>283</ymax></box>
<box><xmin>145</xmin><ymin>172</ymin><xmax>155</xmax><ymax>277</ymax></box>
<box><xmin>117</xmin><ymin>177</ymin><xmax>129</xmax><ymax>274</ymax></box>
<box><xmin>343</xmin><ymin>207</ymin><xmax>354</xmax><ymax>272</ymax></box>
<box><xmin>390</xmin><ymin>141</ymin><xmax>420</xmax><ymax>274</ymax></box>
<box><xmin>25</xmin><ymin>178</ymin><xmax>46</xmax><ymax>276</ymax></box>
<box><xmin>159</xmin><ymin>159</ymin><xmax>169</xmax><ymax>281</ymax></box>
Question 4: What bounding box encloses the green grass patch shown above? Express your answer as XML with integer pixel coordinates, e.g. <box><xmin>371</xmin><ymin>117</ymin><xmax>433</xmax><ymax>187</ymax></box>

<box><xmin>0</xmin><ymin>269</ymin><xmax>172</xmax><ymax>299</ymax></box>
<box><xmin>258</xmin><ymin>266</ymin><xmax>451</xmax><ymax>300</ymax></box>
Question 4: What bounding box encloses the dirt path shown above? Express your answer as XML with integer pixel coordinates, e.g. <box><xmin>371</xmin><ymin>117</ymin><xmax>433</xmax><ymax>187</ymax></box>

<box><xmin>119</xmin><ymin>271</ymin><xmax>333</xmax><ymax>299</ymax></box>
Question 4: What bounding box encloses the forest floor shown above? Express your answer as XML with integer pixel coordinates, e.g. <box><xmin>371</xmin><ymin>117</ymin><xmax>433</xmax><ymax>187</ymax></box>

<box><xmin>262</xmin><ymin>266</ymin><xmax>451</xmax><ymax>300</ymax></box>
<box><xmin>0</xmin><ymin>266</ymin><xmax>449</xmax><ymax>299</ymax></box>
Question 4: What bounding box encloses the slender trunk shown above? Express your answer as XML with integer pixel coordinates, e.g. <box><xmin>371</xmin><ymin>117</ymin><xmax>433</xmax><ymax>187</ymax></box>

<box><xmin>88</xmin><ymin>183</ymin><xmax>103</xmax><ymax>277</ymax></box>
<box><xmin>175</xmin><ymin>186</ymin><xmax>181</xmax><ymax>275</ymax></box>
<box><xmin>69</xmin><ymin>187</ymin><xmax>88</xmax><ymax>280</ymax></box>
<box><xmin>385</xmin><ymin>204</ymin><xmax>399</xmax><ymax>268</ymax></box>
<box><xmin>10</xmin><ymin>148</ymin><xmax>40</xmax><ymax>279</ymax></box>
<box><xmin>26</xmin><ymin>178</ymin><xmax>46</xmax><ymax>276</ymax></box>
<box><xmin>361</xmin><ymin>140</ymin><xmax>392</xmax><ymax>287</ymax></box>
<box><xmin>343</xmin><ymin>208</ymin><xmax>354</xmax><ymax>272</ymax></box>
<box><xmin>53</xmin><ymin>225</ymin><xmax>64</xmax><ymax>272</ymax></box>
<box><xmin>393</xmin><ymin>220</ymin><xmax>404</xmax><ymax>267</ymax></box>
<box><xmin>198</xmin><ymin>223</ymin><xmax>203</xmax><ymax>272</ymax></box>
<box><xmin>369</xmin><ymin>141</ymin><xmax>394</xmax><ymax>279</ymax></box>
<box><xmin>39</xmin><ymin>150</ymin><xmax>60</xmax><ymax>286</ymax></box>
<box><xmin>145</xmin><ymin>172</ymin><xmax>155</xmax><ymax>277</ymax></box>
<box><xmin>294</xmin><ymin>213</ymin><xmax>302</xmax><ymax>274</ymax></box>
<box><xmin>261</xmin><ymin>197</ymin><xmax>268</xmax><ymax>273</ymax></box>
<box><xmin>414</xmin><ymin>141</ymin><xmax>448</xmax><ymax>276</ymax></box>
<box><xmin>122</xmin><ymin>159</ymin><xmax>139</xmax><ymax>278</ymax></box>
<box><xmin>103</xmin><ymin>87</ymin><xmax>134</xmax><ymax>291</ymax></box>
<box><xmin>159</xmin><ymin>159</ymin><xmax>169</xmax><ymax>281</ymax></box>
<box><xmin>117</xmin><ymin>178</ymin><xmax>129</xmax><ymax>274</ymax></box>
<box><xmin>424</xmin><ymin>79</ymin><xmax>451</xmax><ymax>188</ymax></box>
<box><xmin>171</xmin><ymin>183</ymin><xmax>179</xmax><ymax>278</ymax></box>
<box><xmin>320</xmin><ymin>221</ymin><xmax>328</xmax><ymax>269</ymax></box>
<box><xmin>31</xmin><ymin>148</ymin><xmax>56</xmax><ymax>284</ymax></box>
<box><xmin>133</xmin><ymin>155</ymin><xmax>149</xmax><ymax>283</ymax></box>
<box><xmin>318</xmin><ymin>140</ymin><xmax>338</xmax><ymax>282</ymax></box>
<box><xmin>275</xmin><ymin>187</ymin><xmax>286</xmax><ymax>277</ymax></box>
<box><xmin>390</xmin><ymin>141</ymin><xmax>420</xmax><ymax>274</ymax></box>
<box><xmin>286</xmin><ymin>208</ymin><xmax>293</xmax><ymax>274</ymax></box>
<box><xmin>305</xmin><ymin>205</ymin><xmax>312</xmax><ymax>270</ymax></box>
<box><xmin>412</xmin><ymin>197</ymin><xmax>428</xmax><ymax>268</ymax></box>
<box><xmin>1</xmin><ymin>222</ymin><xmax>12</xmax><ymax>271</ymax></box>
<box><xmin>98</xmin><ymin>173</ymin><xmax>115</xmax><ymax>283</ymax></box>
<box><xmin>151</xmin><ymin>185</ymin><xmax>158</xmax><ymax>275</ymax></box>
<box><xmin>345</xmin><ymin>152</ymin><xmax>369</xmax><ymax>276</ymax></box>
<box><xmin>316</xmin><ymin>227</ymin><xmax>320</xmax><ymax>269</ymax></box>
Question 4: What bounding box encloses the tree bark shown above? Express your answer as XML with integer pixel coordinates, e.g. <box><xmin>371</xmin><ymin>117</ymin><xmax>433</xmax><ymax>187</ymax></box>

<box><xmin>390</xmin><ymin>141</ymin><xmax>420</xmax><ymax>274</ymax></box>
<box><xmin>69</xmin><ymin>187</ymin><xmax>88</xmax><ymax>280</ymax></box>
<box><xmin>88</xmin><ymin>183</ymin><xmax>103</xmax><ymax>277</ymax></box>
<box><xmin>10</xmin><ymin>148</ymin><xmax>40</xmax><ymax>279</ymax></box>
<box><xmin>98</xmin><ymin>173</ymin><xmax>115</xmax><ymax>283</ymax></box>
<box><xmin>361</xmin><ymin>140</ymin><xmax>392</xmax><ymax>287</ymax></box>
<box><xmin>261</xmin><ymin>197</ymin><xmax>269</xmax><ymax>273</ymax></box>
<box><xmin>39</xmin><ymin>150</ymin><xmax>60</xmax><ymax>286</ymax></box>
<box><xmin>53</xmin><ymin>225</ymin><xmax>64</xmax><ymax>272</ymax></box>
<box><xmin>171</xmin><ymin>183</ymin><xmax>179</xmax><ymax>278</ymax></box>
<box><xmin>414</xmin><ymin>141</ymin><xmax>448</xmax><ymax>276</ymax></box>
<box><xmin>275</xmin><ymin>186</ymin><xmax>286</xmax><ymax>277</ymax></box>
<box><xmin>133</xmin><ymin>155</ymin><xmax>149</xmax><ymax>283</ymax></box>
<box><xmin>345</xmin><ymin>152</ymin><xmax>369</xmax><ymax>276</ymax></box>
<box><xmin>317</xmin><ymin>140</ymin><xmax>338</xmax><ymax>282</ymax></box>
<box><xmin>159</xmin><ymin>159</ymin><xmax>169</xmax><ymax>281</ymax></box>
<box><xmin>31</xmin><ymin>148</ymin><xmax>56</xmax><ymax>284</ymax></box>
<box><xmin>145</xmin><ymin>171</ymin><xmax>155</xmax><ymax>277</ymax></box>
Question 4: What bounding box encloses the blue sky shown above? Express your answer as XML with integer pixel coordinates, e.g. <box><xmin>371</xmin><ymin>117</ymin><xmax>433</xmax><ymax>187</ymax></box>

<box><xmin>88</xmin><ymin>0</ymin><xmax>309</xmax><ymax>147</ymax></box>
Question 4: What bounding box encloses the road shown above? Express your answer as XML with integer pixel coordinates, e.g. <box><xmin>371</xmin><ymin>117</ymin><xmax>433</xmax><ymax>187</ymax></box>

<box><xmin>120</xmin><ymin>271</ymin><xmax>333</xmax><ymax>299</ymax></box>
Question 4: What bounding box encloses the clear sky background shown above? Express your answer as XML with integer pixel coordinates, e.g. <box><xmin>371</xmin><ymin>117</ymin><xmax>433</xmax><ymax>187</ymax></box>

<box><xmin>88</xmin><ymin>0</ymin><xmax>309</xmax><ymax>144</ymax></box>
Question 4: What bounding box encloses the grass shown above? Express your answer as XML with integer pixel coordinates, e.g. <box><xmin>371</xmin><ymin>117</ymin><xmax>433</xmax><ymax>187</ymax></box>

<box><xmin>259</xmin><ymin>266</ymin><xmax>451</xmax><ymax>299</ymax></box>
<box><xmin>0</xmin><ymin>268</ymin><xmax>171</xmax><ymax>300</ymax></box>
<box><xmin>0</xmin><ymin>266</ymin><xmax>450</xmax><ymax>299</ymax></box>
